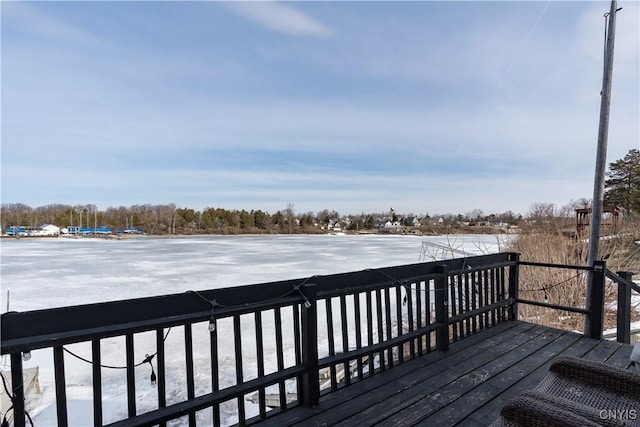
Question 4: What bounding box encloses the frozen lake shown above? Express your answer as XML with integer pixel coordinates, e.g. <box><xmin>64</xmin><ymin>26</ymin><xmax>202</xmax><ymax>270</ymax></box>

<box><xmin>1</xmin><ymin>234</ymin><xmax>506</xmax><ymax>312</ymax></box>
<box><xmin>1</xmin><ymin>234</ymin><xmax>506</xmax><ymax>425</ymax></box>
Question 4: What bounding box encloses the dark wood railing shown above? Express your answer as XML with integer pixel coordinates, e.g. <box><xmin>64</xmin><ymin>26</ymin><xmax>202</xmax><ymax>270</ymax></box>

<box><xmin>606</xmin><ymin>269</ymin><xmax>639</xmax><ymax>343</ymax></box>
<box><xmin>514</xmin><ymin>259</ymin><xmax>636</xmax><ymax>343</ymax></box>
<box><xmin>1</xmin><ymin>252</ymin><xmax>635</xmax><ymax>427</ymax></box>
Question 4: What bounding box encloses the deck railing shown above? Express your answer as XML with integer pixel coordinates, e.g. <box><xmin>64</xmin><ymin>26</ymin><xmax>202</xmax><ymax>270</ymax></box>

<box><xmin>606</xmin><ymin>269</ymin><xmax>639</xmax><ymax>343</ymax></box>
<box><xmin>1</xmin><ymin>252</ymin><xmax>635</xmax><ymax>426</ymax></box>
<box><xmin>513</xmin><ymin>259</ymin><xmax>636</xmax><ymax>343</ymax></box>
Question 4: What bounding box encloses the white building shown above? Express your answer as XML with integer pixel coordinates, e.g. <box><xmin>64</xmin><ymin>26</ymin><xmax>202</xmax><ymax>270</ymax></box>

<box><xmin>32</xmin><ymin>224</ymin><xmax>61</xmax><ymax>236</ymax></box>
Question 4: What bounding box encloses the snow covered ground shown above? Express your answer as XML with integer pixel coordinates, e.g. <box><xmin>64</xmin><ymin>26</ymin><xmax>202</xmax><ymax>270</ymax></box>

<box><xmin>1</xmin><ymin>234</ymin><xmax>505</xmax><ymax>426</ymax></box>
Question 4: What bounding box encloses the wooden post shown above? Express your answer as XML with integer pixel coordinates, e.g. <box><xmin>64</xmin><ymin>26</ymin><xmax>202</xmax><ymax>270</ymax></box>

<box><xmin>301</xmin><ymin>284</ymin><xmax>319</xmax><ymax>407</ymax></box>
<box><xmin>435</xmin><ymin>265</ymin><xmax>449</xmax><ymax>351</ymax></box>
<box><xmin>616</xmin><ymin>271</ymin><xmax>633</xmax><ymax>344</ymax></box>
<box><xmin>588</xmin><ymin>261</ymin><xmax>606</xmax><ymax>339</ymax></box>
<box><xmin>508</xmin><ymin>253</ymin><xmax>520</xmax><ymax>321</ymax></box>
<box><xmin>585</xmin><ymin>0</ymin><xmax>620</xmax><ymax>335</ymax></box>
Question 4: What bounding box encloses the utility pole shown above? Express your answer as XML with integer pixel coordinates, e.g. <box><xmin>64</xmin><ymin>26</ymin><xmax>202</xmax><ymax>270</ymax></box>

<box><xmin>585</xmin><ymin>0</ymin><xmax>620</xmax><ymax>337</ymax></box>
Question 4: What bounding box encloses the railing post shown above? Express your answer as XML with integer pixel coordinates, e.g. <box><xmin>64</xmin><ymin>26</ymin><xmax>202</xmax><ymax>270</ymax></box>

<box><xmin>508</xmin><ymin>253</ymin><xmax>520</xmax><ymax>321</ymax></box>
<box><xmin>53</xmin><ymin>346</ymin><xmax>69</xmax><ymax>426</ymax></box>
<box><xmin>10</xmin><ymin>352</ymin><xmax>26</xmax><ymax>427</ymax></box>
<box><xmin>435</xmin><ymin>265</ymin><xmax>449</xmax><ymax>351</ymax></box>
<box><xmin>301</xmin><ymin>284</ymin><xmax>319</xmax><ymax>407</ymax></box>
<box><xmin>616</xmin><ymin>271</ymin><xmax>633</xmax><ymax>344</ymax></box>
<box><xmin>587</xmin><ymin>261</ymin><xmax>606</xmax><ymax>339</ymax></box>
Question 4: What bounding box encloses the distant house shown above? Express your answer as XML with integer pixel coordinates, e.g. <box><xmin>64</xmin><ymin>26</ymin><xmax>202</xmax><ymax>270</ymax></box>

<box><xmin>405</xmin><ymin>216</ymin><xmax>421</xmax><ymax>227</ymax></box>
<box><xmin>328</xmin><ymin>220</ymin><xmax>347</xmax><ymax>232</ymax></box>
<box><xmin>431</xmin><ymin>218</ymin><xmax>444</xmax><ymax>226</ymax></box>
<box><xmin>39</xmin><ymin>224</ymin><xmax>60</xmax><ymax>236</ymax></box>
<box><xmin>375</xmin><ymin>217</ymin><xmax>392</xmax><ymax>229</ymax></box>
<box><xmin>382</xmin><ymin>221</ymin><xmax>403</xmax><ymax>233</ymax></box>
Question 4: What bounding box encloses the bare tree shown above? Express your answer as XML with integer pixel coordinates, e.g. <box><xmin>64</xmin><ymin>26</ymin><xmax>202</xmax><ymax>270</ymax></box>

<box><xmin>285</xmin><ymin>203</ymin><xmax>295</xmax><ymax>234</ymax></box>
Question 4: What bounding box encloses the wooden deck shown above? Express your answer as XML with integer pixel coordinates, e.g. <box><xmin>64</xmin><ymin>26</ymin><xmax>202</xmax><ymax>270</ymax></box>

<box><xmin>259</xmin><ymin>320</ymin><xmax>634</xmax><ymax>426</ymax></box>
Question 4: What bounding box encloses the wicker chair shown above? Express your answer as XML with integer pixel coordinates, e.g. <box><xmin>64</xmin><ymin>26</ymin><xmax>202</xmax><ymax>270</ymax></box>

<box><xmin>492</xmin><ymin>356</ymin><xmax>640</xmax><ymax>427</ymax></box>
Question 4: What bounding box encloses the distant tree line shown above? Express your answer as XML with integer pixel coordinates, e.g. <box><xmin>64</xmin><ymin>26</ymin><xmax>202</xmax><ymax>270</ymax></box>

<box><xmin>2</xmin><ymin>150</ymin><xmax>636</xmax><ymax>235</ymax></box>
<box><xmin>0</xmin><ymin>202</ymin><xmax>525</xmax><ymax>236</ymax></box>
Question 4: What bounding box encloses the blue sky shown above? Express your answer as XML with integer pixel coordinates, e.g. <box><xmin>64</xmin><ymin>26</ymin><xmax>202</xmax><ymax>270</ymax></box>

<box><xmin>2</xmin><ymin>1</ymin><xmax>638</xmax><ymax>216</ymax></box>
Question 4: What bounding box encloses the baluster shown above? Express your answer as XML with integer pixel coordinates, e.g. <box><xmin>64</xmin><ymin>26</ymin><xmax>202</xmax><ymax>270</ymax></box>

<box><xmin>490</xmin><ymin>268</ymin><xmax>497</xmax><ymax>326</ymax></box>
<box><xmin>339</xmin><ymin>294</ymin><xmax>350</xmax><ymax>386</ymax></box>
<box><xmin>426</xmin><ymin>279</ymin><xmax>433</xmax><ymax>352</ymax></box>
<box><xmin>464</xmin><ymin>272</ymin><xmax>471</xmax><ymax>336</ymax></box>
<box><xmin>233</xmin><ymin>315</ymin><xmax>245</xmax><ymax>423</ymax></box>
<box><xmin>91</xmin><ymin>339</ymin><xmax>102</xmax><ymax>427</ymax></box>
<box><xmin>375</xmin><ymin>289</ymin><xmax>385</xmax><ymax>371</ymax></box>
<box><xmin>354</xmin><ymin>292</ymin><xmax>363</xmax><ymax>380</ymax></box>
<box><xmin>450</xmin><ymin>274</ymin><xmax>458</xmax><ymax>341</ymax></box>
<box><xmin>210</xmin><ymin>319</ymin><xmax>220</xmax><ymax>427</ymax></box>
<box><xmin>156</xmin><ymin>328</ymin><xmax>167</xmax><ymax>427</ymax></box>
<box><xmin>483</xmin><ymin>269</ymin><xmax>490</xmax><ymax>328</ymax></box>
<box><xmin>125</xmin><ymin>334</ymin><xmax>136</xmax><ymax>417</ymax></box>
<box><xmin>406</xmin><ymin>284</ymin><xmax>415</xmax><ymax>359</ymax></box>
<box><xmin>325</xmin><ymin>298</ymin><xmax>337</xmax><ymax>389</ymax></box>
<box><xmin>255</xmin><ymin>311</ymin><xmax>266</xmax><ymax>418</ymax></box>
<box><xmin>301</xmin><ymin>284</ymin><xmax>319</xmax><ymax>407</ymax></box>
<box><xmin>395</xmin><ymin>285</ymin><xmax>403</xmax><ymax>363</ymax></box>
<box><xmin>274</xmin><ymin>307</ymin><xmax>286</xmax><ymax>406</ymax></box>
<box><xmin>472</xmin><ymin>271</ymin><xmax>480</xmax><ymax>331</ymax></box>
<box><xmin>457</xmin><ymin>274</ymin><xmax>464</xmax><ymax>338</ymax></box>
<box><xmin>293</xmin><ymin>304</ymin><xmax>302</xmax><ymax>399</ymax></box>
<box><xmin>498</xmin><ymin>267</ymin><xmax>506</xmax><ymax>322</ymax></box>
<box><xmin>384</xmin><ymin>288</ymin><xmax>393</xmax><ymax>367</ymax></box>
<box><xmin>366</xmin><ymin>290</ymin><xmax>375</xmax><ymax>375</ymax></box>
<box><xmin>415</xmin><ymin>281</ymin><xmax>423</xmax><ymax>356</ymax></box>
<box><xmin>185</xmin><ymin>324</ymin><xmax>196</xmax><ymax>426</ymax></box>
<box><xmin>11</xmin><ymin>353</ymin><xmax>26</xmax><ymax>427</ymax></box>
<box><xmin>435</xmin><ymin>265</ymin><xmax>449</xmax><ymax>351</ymax></box>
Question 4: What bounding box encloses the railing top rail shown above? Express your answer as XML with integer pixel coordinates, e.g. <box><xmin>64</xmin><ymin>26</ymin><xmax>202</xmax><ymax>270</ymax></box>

<box><xmin>606</xmin><ymin>269</ymin><xmax>640</xmax><ymax>293</ymax></box>
<box><xmin>518</xmin><ymin>260</ymin><xmax>593</xmax><ymax>271</ymax></box>
<box><xmin>1</xmin><ymin>252</ymin><xmax>516</xmax><ymax>354</ymax></box>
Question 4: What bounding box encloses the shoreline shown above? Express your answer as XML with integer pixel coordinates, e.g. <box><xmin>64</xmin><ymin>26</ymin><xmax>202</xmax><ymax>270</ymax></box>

<box><xmin>1</xmin><ymin>226</ymin><xmax>515</xmax><ymax>239</ymax></box>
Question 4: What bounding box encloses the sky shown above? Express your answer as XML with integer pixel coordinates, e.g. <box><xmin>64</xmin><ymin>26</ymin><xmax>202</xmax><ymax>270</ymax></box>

<box><xmin>1</xmin><ymin>1</ymin><xmax>638</xmax><ymax>217</ymax></box>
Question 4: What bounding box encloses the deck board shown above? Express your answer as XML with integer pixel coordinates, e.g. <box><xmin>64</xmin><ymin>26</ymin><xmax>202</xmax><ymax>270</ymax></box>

<box><xmin>256</xmin><ymin>320</ymin><xmax>635</xmax><ymax>426</ymax></box>
<box><xmin>464</xmin><ymin>332</ymin><xmax>602</xmax><ymax>426</ymax></box>
<box><xmin>605</xmin><ymin>343</ymin><xmax>634</xmax><ymax>368</ymax></box>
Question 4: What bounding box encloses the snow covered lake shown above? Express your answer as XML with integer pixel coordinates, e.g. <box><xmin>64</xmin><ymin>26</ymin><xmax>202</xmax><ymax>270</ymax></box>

<box><xmin>1</xmin><ymin>234</ymin><xmax>506</xmax><ymax>426</ymax></box>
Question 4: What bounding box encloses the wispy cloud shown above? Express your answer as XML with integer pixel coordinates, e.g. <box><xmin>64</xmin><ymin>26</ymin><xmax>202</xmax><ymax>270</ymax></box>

<box><xmin>2</xmin><ymin>2</ymin><xmax>637</xmax><ymax>215</ymax></box>
<box><xmin>2</xmin><ymin>1</ymin><xmax>103</xmax><ymax>46</ymax></box>
<box><xmin>223</xmin><ymin>2</ymin><xmax>333</xmax><ymax>37</ymax></box>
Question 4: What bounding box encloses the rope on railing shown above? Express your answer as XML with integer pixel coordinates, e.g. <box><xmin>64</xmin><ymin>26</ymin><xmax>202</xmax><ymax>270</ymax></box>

<box><xmin>186</xmin><ymin>275</ymin><xmax>319</xmax><ymax>332</ymax></box>
<box><xmin>62</xmin><ymin>276</ymin><xmax>321</xmax><ymax>390</ymax></box>
<box><xmin>367</xmin><ymin>260</ymin><xmax>476</xmax><ymax>297</ymax></box>
<box><xmin>364</xmin><ymin>269</ymin><xmax>409</xmax><ymax>304</ymax></box>
<box><xmin>518</xmin><ymin>271</ymin><xmax>587</xmax><ymax>303</ymax></box>
<box><xmin>62</xmin><ymin>327</ymin><xmax>171</xmax><ymax>385</ymax></box>
<box><xmin>187</xmin><ymin>275</ymin><xmax>319</xmax><ymax>309</ymax></box>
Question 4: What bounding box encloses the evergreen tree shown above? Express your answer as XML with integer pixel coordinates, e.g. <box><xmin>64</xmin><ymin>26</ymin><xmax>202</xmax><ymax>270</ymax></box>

<box><xmin>604</xmin><ymin>149</ymin><xmax>640</xmax><ymax>214</ymax></box>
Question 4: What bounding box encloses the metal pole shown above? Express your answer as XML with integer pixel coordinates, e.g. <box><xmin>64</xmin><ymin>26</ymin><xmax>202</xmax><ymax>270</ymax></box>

<box><xmin>585</xmin><ymin>0</ymin><xmax>619</xmax><ymax>336</ymax></box>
